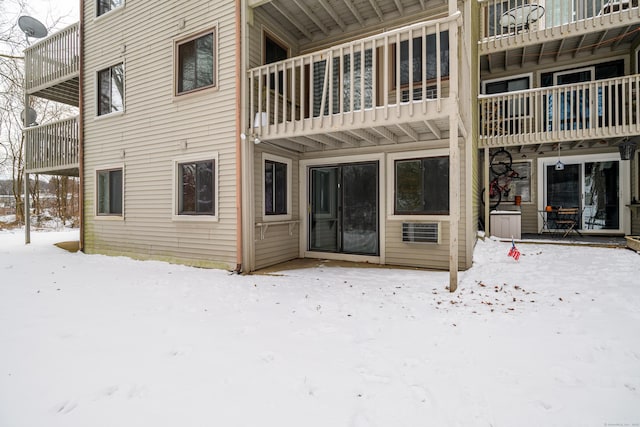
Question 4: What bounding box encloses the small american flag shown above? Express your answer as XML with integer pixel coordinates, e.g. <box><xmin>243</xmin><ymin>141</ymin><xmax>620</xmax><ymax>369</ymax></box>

<box><xmin>508</xmin><ymin>239</ymin><xmax>521</xmax><ymax>261</ymax></box>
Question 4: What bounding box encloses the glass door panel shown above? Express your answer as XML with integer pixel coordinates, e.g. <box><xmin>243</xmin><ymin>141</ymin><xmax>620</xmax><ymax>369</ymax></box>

<box><xmin>309</xmin><ymin>162</ymin><xmax>379</xmax><ymax>256</ymax></box>
<box><xmin>546</xmin><ymin>164</ymin><xmax>581</xmax><ymax>229</ymax></box>
<box><xmin>342</xmin><ymin>163</ymin><xmax>378</xmax><ymax>255</ymax></box>
<box><xmin>550</xmin><ymin>68</ymin><xmax>594</xmax><ymax>131</ymax></box>
<box><xmin>309</xmin><ymin>167</ymin><xmax>339</xmax><ymax>252</ymax></box>
<box><xmin>584</xmin><ymin>161</ymin><xmax>619</xmax><ymax>230</ymax></box>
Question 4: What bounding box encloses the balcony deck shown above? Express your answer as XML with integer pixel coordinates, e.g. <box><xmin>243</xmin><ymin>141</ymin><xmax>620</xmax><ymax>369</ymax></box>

<box><xmin>479</xmin><ymin>73</ymin><xmax>640</xmax><ymax>148</ymax></box>
<box><xmin>24</xmin><ymin>116</ymin><xmax>79</xmax><ymax>176</ymax></box>
<box><xmin>24</xmin><ymin>22</ymin><xmax>79</xmax><ymax>107</ymax></box>
<box><xmin>247</xmin><ymin>14</ymin><xmax>461</xmax><ymax>152</ymax></box>
<box><xmin>478</xmin><ymin>0</ymin><xmax>640</xmax><ymax>71</ymax></box>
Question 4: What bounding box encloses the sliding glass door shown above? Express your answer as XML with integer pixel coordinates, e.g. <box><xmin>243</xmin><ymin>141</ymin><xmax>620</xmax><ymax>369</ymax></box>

<box><xmin>309</xmin><ymin>162</ymin><xmax>379</xmax><ymax>255</ymax></box>
<box><xmin>543</xmin><ymin>155</ymin><xmax>621</xmax><ymax>232</ymax></box>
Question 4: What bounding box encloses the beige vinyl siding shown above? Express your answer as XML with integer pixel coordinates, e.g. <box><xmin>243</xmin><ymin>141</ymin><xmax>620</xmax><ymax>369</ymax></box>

<box><xmin>384</xmin><ymin>141</ymin><xmax>470</xmax><ymax>270</ymax></box>
<box><xmin>253</xmin><ymin>146</ymin><xmax>301</xmax><ymax>270</ymax></box>
<box><xmin>83</xmin><ymin>1</ymin><xmax>239</xmax><ymax>269</ymax></box>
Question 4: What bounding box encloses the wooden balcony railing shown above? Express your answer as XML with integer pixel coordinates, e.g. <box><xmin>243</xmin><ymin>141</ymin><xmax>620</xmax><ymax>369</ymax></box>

<box><xmin>479</xmin><ymin>0</ymin><xmax>639</xmax><ymax>41</ymax></box>
<box><xmin>24</xmin><ymin>22</ymin><xmax>79</xmax><ymax>93</ymax></box>
<box><xmin>248</xmin><ymin>13</ymin><xmax>461</xmax><ymax>140</ymax></box>
<box><xmin>479</xmin><ymin>74</ymin><xmax>640</xmax><ymax>147</ymax></box>
<box><xmin>24</xmin><ymin>116</ymin><xmax>79</xmax><ymax>174</ymax></box>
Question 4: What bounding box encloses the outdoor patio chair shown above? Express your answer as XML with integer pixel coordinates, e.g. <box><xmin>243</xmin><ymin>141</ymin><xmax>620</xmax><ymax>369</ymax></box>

<box><xmin>555</xmin><ymin>207</ymin><xmax>582</xmax><ymax>238</ymax></box>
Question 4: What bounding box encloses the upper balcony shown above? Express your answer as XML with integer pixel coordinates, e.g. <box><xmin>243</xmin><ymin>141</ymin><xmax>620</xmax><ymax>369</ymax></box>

<box><xmin>247</xmin><ymin>14</ymin><xmax>461</xmax><ymax>152</ymax></box>
<box><xmin>24</xmin><ymin>116</ymin><xmax>79</xmax><ymax>176</ymax></box>
<box><xmin>479</xmin><ymin>0</ymin><xmax>640</xmax><ymax>69</ymax></box>
<box><xmin>24</xmin><ymin>22</ymin><xmax>79</xmax><ymax>107</ymax></box>
<box><xmin>479</xmin><ymin>73</ymin><xmax>640</xmax><ymax>149</ymax></box>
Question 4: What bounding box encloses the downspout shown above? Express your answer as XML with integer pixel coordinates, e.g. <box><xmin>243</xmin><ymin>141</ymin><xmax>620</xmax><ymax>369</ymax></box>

<box><xmin>78</xmin><ymin>0</ymin><xmax>85</xmax><ymax>251</ymax></box>
<box><xmin>234</xmin><ymin>0</ymin><xmax>243</xmax><ymax>272</ymax></box>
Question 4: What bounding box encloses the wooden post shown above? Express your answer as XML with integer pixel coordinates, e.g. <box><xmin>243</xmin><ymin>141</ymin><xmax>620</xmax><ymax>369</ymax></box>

<box><xmin>484</xmin><ymin>146</ymin><xmax>490</xmax><ymax>236</ymax></box>
<box><xmin>24</xmin><ymin>90</ymin><xmax>31</xmax><ymax>244</ymax></box>
<box><xmin>448</xmin><ymin>1</ymin><xmax>460</xmax><ymax>292</ymax></box>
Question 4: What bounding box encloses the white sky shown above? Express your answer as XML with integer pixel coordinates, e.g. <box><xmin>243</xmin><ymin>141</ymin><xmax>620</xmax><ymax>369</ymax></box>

<box><xmin>5</xmin><ymin>0</ymin><xmax>79</xmax><ymax>34</ymax></box>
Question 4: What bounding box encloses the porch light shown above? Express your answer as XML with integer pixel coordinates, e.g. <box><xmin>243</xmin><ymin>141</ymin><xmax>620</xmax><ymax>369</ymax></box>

<box><xmin>555</xmin><ymin>143</ymin><xmax>564</xmax><ymax>171</ymax></box>
<box><xmin>619</xmin><ymin>138</ymin><xmax>638</xmax><ymax>161</ymax></box>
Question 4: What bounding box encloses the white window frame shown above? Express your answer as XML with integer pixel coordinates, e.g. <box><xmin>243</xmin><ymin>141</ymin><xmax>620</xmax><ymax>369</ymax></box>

<box><xmin>95</xmin><ymin>62</ymin><xmax>125</xmax><ymax>118</ymax></box>
<box><xmin>481</xmin><ymin>72</ymin><xmax>533</xmax><ymax>94</ymax></box>
<box><xmin>172</xmin><ymin>152</ymin><xmax>219</xmax><ymax>222</ymax></box>
<box><xmin>536</xmin><ymin>152</ymin><xmax>628</xmax><ymax>234</ymax></box>
<box><xmin>95</xmin><ymin>164</ymin><xmax>125</xmax><ymax>220</ymax></box>
<box><xmin>262</xmin><ymin>153</ymin><xmax>292</xmax><ymax>222</ymax></box>
<box><xmin>386</xmin><ymin>148</ymin><xmax>450</xmax><ymax>221</ymax></box>
<box><xmin>553</xmin><ymin>66</ymin><xmax>595</xmax><ymax>86</ymax></box>
<box><xmin>174</xmin><ymin>26</ymin><xmax>219</xmax><ymax>97</ymax></box>
<box><xmin>95</xmin><ymin>0</ymin><xmax>125</xmax><ymax>19</ymax></box>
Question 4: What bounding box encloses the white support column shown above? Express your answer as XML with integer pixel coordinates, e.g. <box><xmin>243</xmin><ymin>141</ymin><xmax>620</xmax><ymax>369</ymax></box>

<box><xmin>24</xmin><ymin>91</ymin><xmax>30</xmax><ymax>244</ymax></box>
<box><xmin>448</xmin><ymin>3</ymin><xmax>460</xmax><ymax>292</ymax></box>
<box><xmin>484</xmin><ymin>147</ymin><xmax>490</xmax><ymax>236</ymax></box>
<box><xmin>24</xmin><ymin>172</ymin><xmax>30</xmax><ymax>244</ymax></box>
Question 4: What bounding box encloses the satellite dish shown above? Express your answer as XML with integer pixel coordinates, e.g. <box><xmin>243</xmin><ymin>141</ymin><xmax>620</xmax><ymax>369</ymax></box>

<box><xmin>21</xmin><ymin>108</ymin><xmax>38</xmax><ymax>126</ymax></box>
<box><xmin>18</xmin><ymin>15</ymin><xmax>48</xmax><ymax>39</ymax></box>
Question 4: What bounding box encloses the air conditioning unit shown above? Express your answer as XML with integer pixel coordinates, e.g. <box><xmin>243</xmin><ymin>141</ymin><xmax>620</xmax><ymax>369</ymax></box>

<box><xmin>402</xmin><ymin>222</ymin><xmax>440</xmax><ymax>244</ymax></box>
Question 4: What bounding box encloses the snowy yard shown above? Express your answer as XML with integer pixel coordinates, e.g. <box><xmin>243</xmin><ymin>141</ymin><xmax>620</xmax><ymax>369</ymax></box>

<box><xmin>1</xmin><ymin>229</ymin><xmax>639</xmax><ymax>427</ymax></box>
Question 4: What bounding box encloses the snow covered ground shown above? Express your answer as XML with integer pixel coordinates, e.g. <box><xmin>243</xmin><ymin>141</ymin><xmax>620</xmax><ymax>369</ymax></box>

<box><xmin>1</xmin><ymin>228</ymin><xmax>639</xmax><ymax>427</ymax></box>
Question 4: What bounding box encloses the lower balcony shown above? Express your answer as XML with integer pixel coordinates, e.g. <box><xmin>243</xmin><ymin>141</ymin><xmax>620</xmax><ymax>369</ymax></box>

<box><xmin>479</xmin><ymin>74</ymin><xmax>640</xmax><ymax>148</ymax></box>
<box><xmin>24</xmin><ymin>116</ymin><xmax>79</xmax><ymax>176</ymax></box>
<box><xmin>246</xmin><ymin>14</ymin><xmax>461</xmax><ymax>152</ymax></box>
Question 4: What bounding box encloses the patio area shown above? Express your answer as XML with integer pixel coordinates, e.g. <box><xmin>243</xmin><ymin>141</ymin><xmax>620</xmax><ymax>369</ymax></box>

<box><xmin>518</xmin><ymin>233</ymin><xmax>628</xmax><ymax>247</ymax></box>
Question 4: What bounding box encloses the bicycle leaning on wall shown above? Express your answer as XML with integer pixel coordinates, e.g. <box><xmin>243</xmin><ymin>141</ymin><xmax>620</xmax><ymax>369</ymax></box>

<box><xmin>481</xmin><ymin>148</ymin><xmax>526</xmax><ymax>210</ymax></box>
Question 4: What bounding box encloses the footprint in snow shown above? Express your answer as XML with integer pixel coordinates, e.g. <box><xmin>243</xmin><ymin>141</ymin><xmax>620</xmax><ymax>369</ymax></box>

<box><xmin>55</xmin><ymin>400</ymin><xmax>77</xmax><ymax>414</ymax></box>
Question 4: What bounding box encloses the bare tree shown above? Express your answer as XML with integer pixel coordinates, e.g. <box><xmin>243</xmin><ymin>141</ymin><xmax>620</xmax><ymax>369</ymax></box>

<box><xmin>1</xmin><ymin>1</ymin><xmax>79</xmax><ymax>226</ymax></box>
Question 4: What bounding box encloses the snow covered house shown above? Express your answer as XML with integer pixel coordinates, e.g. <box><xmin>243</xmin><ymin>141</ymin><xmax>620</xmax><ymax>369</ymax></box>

<box><xmin>22</xmin><ymin>0</ymin><xmax>640</xmax><ymax>286</ymax></box>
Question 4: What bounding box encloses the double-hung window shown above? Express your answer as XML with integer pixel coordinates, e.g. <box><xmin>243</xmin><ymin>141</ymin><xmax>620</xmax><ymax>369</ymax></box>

<box><xmin>394</xmin><ymin>156</ymin><xmax>449</xmax><ymax>215</ymax></box>
<box><xmin>97</xmin><ymin>63</ymin><xmax>124</xmax><ymax>116</ymax></box>
<box><xmin>97</xmin><ymin>167</ymin><xmax>123</xmax><ymax>216</ymax></box>
<box><xmin>263</xmin><ymin>154</ymin><xmax>291</xmax><ymax>220</ymax></box>
<box><xmin>177</xmin><ymin>158</ymin><xmax>216</xmax><ymax>216</ymax></box>
<box><xmin>176</xmin><ymin>29</ymin><xmax>217</xmax><ymax>95</ymax></box>
<box><xmin>97</xmin><ymin>0</ymin><xmax>123</xmax><ymax>17</ymax></box>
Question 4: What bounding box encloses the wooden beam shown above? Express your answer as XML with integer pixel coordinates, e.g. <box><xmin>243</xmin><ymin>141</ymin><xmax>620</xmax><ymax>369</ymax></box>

<box><xmin>556</xmin><ymin>38</ymin><xmax>565</xmax><ymax>61</ymax></box>
<box><xmin>328</xmin><ymin>132</ymin><xmax>360</xmax><ymax>146</ymax></box>
<box><xmin>418</xmin><ymin>0</ymin><xmax>426</xmax><ymax>9</ymax></box>
<box><xmin>392</xmin><ymin>0</ymin><xmax>404</xmax><ymax>15</ymax></box>
<box><xmin>504</xmin><ymin>49</ymin><xmax>509</xmax><ymax>71</ymax></box>
<box><xmin>613</xmin><ymin>25</ymin><xmax>631</xmax><ymax>50</ymax></box>
<box><xmin>271</xmin><ymin>2</ymin><xmax>313</xmax><ymax>40</ymax></box>
<box><xmin>348</xmin><ymin>129</ymin><xmax>379</xmax><ymax>145</ymax></box>
<box><xmin>318</xmin><ymin>0</ymin><xmax>346</xmax><ymax>31</ymax></box>
<box><xmin>342</xmin><ymin>0</ymin><xmax>364</xmax><ymax>26</ymax></box>
<box><xmin>537</xmin><ymin>42</ymin><xmax>545</xmax><ymax>64</ymax></box>
<box><xmin>486</xmin><ymin>54</ymin><xmax>493</xmax><ymax>74</ymax></box>
<box><xmin>370</xmin><ymin>126</ymin><xmax>398</xmax><ymax>143</ymax></box>
<box><xmin>425</xmin><ymin>120</ymin><xmax>442</xmax><ymax>139</ymax></box>
<box><xmin>305</xmin><ymin>134</ymin><xmax>340</xmax><ymax>147</ymax></box>
<box><xmin>574</xmin><ymin>34</ymin><xmax>586</xmax><ymax>57</ymax></box>
<box><xmin>293</xmin><ymin>0</ymin><xmax>329</xmax><ymax>35</ymax></box>
<box><xmin>397</xmin><ymin>123</ymin><xmax>419</xmax><ymax>141</ymax></box>
<box><xmin>248</xmin><ymin>0</ymin><xmax>272</xmax><ymax>7</ymax></box>
<box><xmin>290</xmin><ymin>137</ymin><xmax>323</xmax><ymax>149</ymax></box>
<box><xmin>521</xmin><ymin>45</ymin><xmax>526</xmax><ymax>68</ymax></box>
<box><xmin>368</xmin><ymin>0</ymin><xmax>384</xmax><ymax>21</ymax></box>
<box><xmin>592</xmin><ymin>29</ymin><xmax>608</xmax><ymax>54</ymax></box>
